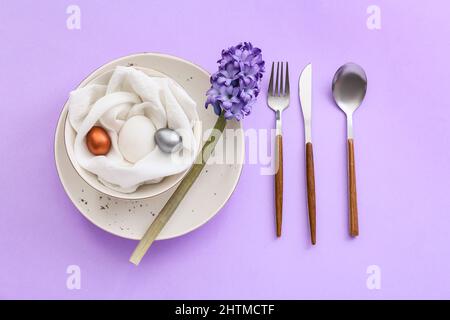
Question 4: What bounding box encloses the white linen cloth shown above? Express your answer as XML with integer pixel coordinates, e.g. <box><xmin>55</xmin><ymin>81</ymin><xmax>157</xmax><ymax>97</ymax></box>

<box><xmin>68</xmin><ymin>66</ymin><xmax>199</xmax><ymax>193</ymax></box>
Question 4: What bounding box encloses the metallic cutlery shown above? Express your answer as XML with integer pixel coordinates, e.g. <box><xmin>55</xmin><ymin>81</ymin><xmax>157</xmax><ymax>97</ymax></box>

<box><xmin>299</xmin><ymin>63</ymin><xmax>316</xmax><ymax>245</ymax></box>
<box><xmin>332</xmin><ymin>63</ymin><xmax>367</xmax><ymax>237</ymax></box>
<box><xmin>267</xmin><ymin>62</ymin><xmax>290</xmax><ymax>237</ymax></box>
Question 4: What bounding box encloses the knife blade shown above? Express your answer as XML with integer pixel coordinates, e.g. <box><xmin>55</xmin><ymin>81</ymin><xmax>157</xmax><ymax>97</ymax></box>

<box><xmin>299</xmin><ymin>63</ymin><xmax>312</xmax><ymax>142</ymax></box>
<box><xmin>299</xmin><ymin>63</ymin><xmax>316</xmax><ymax>245</ymax></box>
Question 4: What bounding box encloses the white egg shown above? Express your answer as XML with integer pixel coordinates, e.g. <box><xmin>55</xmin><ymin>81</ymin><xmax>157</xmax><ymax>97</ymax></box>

<box><xmin>118</xmin><ymin>115</ymin><xmax>156</xmax><ymax>163</ymax></box>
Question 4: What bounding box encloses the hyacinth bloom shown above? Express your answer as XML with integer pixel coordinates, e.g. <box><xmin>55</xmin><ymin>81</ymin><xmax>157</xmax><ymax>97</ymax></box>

<box><xmin>206</xmin><ymin>42</ymin><xmax>265</xmax><ymax>121</ymax></box>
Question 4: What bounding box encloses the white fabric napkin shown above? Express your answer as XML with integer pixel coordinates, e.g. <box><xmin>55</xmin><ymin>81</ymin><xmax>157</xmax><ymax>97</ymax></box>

<box><xmin>68</xmin><ymin>66</ymin><xmax>199</xmax><ymax>193</ymax></box>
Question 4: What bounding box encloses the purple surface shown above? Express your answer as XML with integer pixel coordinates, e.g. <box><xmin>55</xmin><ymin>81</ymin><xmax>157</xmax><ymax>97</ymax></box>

<box><xmin>1</xmin><ymin>0</ymin><xmax>450</xmax><ymax>299</ymax></box>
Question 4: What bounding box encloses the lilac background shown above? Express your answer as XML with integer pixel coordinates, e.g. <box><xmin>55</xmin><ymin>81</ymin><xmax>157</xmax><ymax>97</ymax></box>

<box><xmin>1</xmin><ymin>0</ymin><xmax>449</xmax><ymax>299</ymax></box>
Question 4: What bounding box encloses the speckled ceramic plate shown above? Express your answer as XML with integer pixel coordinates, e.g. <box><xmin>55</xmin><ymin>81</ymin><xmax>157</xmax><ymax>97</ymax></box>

<box><xmin>54</xmin><ymin>53</ymin><xmax>244</xmax><ymax>240</ymax></box>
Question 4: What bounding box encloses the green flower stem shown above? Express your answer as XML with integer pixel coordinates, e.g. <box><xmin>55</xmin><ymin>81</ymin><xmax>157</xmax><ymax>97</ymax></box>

<box><xmin>130</xmin><ymin>114</ymin><xmax>227</xmax><ymax>265</ymax></box>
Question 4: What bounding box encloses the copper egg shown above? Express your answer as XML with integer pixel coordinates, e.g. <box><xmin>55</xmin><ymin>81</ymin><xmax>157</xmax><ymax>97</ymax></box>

<box><xmin>86</xmin><ymin>126</ymin><xmax>111</xmax><ymax>156</ymax></box>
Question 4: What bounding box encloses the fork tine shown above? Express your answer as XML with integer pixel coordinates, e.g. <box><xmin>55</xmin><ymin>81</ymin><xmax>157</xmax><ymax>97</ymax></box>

<box><xmin>285</xmin><ymin>62</ymin><xmax>290</xmax><ymax>96</ymax></box>
<box><xmin>275</xmin><ymin>62</ymin><xmax>280</xmax><ymax>96</ymax></box>
<box><xmin>280</xmin><ymin>62</ymin><xmax>284</xmax><ymax>96</ymax></box>
<box><xmin>268</xmin><ymin>62</ymin><xmax>275</xmax><ymax>96</ymax></box>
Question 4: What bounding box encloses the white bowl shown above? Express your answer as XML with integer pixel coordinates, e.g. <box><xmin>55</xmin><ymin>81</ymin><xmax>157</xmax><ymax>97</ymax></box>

<box><xmin>63</xmin><ymin>65</ymin><xmax>202</xmax><ymax>200</ymax></box>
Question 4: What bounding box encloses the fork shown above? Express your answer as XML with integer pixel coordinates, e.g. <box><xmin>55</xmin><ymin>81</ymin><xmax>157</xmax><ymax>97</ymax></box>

<box><xmin>267</xmin><ymin>62</ymin><xmax>290</xmax><ymax>237</ymax></box>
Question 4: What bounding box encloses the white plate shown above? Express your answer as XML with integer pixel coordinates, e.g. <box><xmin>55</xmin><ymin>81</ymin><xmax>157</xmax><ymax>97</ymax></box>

<box><xmin>54</xmin><ymin>53</ymin><xmax>244</xmax><ymax>240</ymax></box>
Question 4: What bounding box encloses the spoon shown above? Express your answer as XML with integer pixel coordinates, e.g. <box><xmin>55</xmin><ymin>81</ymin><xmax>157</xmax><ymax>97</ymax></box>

<box><xmin>332</xmin><ymin>63</ymin><xmax>367</xmax><ymax>237</ymax></box>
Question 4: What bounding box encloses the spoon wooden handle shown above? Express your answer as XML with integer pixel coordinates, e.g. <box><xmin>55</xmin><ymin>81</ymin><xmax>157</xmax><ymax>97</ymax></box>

<box><xmin>275</xmin><ymin>134</ymin><xmax>283</xmax><ymax>237</ymax></box>
<box><xmin>347</xmin><ymin>138</ymin><xmax>359</xmax><ymax>237</ymax></box>
<box><xmin>306</xmin><ymin>142</ymin><xmax>317</xmax><ymax>244</ymax></box>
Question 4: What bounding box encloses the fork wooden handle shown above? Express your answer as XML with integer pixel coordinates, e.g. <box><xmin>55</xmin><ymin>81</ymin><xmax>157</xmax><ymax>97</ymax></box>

<box><xmin>306</xmin><ymin>142</ymin><xmax>316</xmax><ymax>244</ymax></box>
<box><xmin>347</xmin><ymin>138</ymin><xmax>359</xmax><ymax>237</ymax></box>
<box><xmin>275</xmin><ymin>134</ymin><xmax>283</xmax><ymax>237</ymax></box>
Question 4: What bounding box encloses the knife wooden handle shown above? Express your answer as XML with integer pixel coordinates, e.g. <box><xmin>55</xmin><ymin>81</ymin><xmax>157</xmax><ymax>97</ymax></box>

<box><xmin>275</xmin><ymin>134</ymin><xmax>283</xmax><ymax>237</ymax></box>
<box><xmin>306</xmin><ymin>142</ymin><xmax>316</xmax><ymax>245</ymax></box>
<box><xmin>347</xmin><ymin>138</ymin><xmax>359</xmax><ymax>237</ymax></box>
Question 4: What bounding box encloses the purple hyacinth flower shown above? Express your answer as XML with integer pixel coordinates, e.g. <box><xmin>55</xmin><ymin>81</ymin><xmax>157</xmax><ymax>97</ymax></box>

<box><xmin>205</xmin><ymin>42</ymin><xmax>264</xmax><ymax>121</ymax></box>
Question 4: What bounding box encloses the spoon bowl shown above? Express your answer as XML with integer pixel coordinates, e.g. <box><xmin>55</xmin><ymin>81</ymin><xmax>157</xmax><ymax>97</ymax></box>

<box><xmin>332</xmin><ymin>63</ymin><xmax>367</xmax><ymax>115</ymax></box>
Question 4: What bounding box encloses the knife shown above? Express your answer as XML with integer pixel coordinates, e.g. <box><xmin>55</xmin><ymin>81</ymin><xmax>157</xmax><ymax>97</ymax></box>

<box><xmin>299</xmin><ymin>63</ymin><xmax>316</xmax><ymax>245</ymax></box>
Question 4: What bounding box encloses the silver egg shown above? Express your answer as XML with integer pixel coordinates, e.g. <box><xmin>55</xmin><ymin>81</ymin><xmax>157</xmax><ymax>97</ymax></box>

<box><xmin>155</xmin><ymin>128</ymin><xmax>183</xmax><ymax>153</ymax></box>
